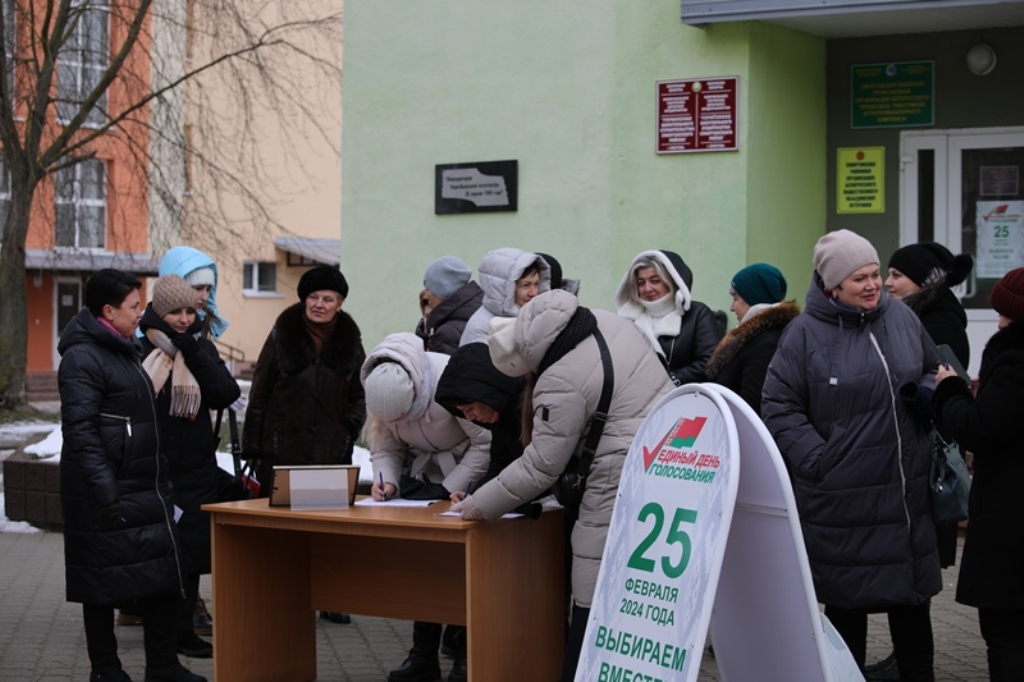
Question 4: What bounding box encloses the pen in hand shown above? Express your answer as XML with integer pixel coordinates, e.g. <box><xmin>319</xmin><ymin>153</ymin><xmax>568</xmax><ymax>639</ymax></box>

<box><xmin>379</xmin><ymin>472</ymin><xmax>391</xmax><ymax>501</ymax></box>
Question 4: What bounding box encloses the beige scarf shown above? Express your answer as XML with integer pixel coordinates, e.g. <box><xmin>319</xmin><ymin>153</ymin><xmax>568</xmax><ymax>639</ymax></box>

<box><xmin>142</xmin><ymin>328</ymin><xmax>202</xmax><ymax>420</ymax></box>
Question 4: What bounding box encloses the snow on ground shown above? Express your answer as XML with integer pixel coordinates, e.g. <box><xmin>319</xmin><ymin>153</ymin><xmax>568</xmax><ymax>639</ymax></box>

<box><xmin>0</xmin><ymin>418</ymin><xmax>373</xmax><ymax>533</ymax></box>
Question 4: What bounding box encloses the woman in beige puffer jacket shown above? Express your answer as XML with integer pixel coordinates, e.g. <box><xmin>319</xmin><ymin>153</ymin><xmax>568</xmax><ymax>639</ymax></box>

<box><xmin>452</xmin><ymin>289</ymin><xmax>672</xmax><ymax>682</ymax></box>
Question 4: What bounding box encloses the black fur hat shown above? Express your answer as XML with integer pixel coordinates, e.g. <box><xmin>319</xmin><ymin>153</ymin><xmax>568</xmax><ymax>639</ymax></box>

<box><xmin>297</xmin><ymin>265</ymin><xmax>349</xmax><ymax>301</ymax></box>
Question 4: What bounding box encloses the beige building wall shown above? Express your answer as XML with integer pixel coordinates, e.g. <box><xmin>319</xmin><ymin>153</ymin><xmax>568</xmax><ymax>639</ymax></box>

<box><xmin>182</xmin><ymin>0</ymin><xmax>343</xmax><ymax>366</ymax></box>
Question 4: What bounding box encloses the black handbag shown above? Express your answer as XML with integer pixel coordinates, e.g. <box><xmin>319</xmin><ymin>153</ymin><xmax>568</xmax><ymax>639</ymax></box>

<box><xmin>552</xmin><ymin>329</ymin><xmax>614</xmax><ymax>509</ymax></box>
<box><xmin>930</xmin><ymin>430</ymin><xmax>970</xmax><ymax>524</ymax></box>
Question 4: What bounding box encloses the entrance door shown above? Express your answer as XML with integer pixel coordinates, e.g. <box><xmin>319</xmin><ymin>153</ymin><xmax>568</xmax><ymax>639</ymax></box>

<box><xmin>53</xmin><ymin>278</ymin><xmax>83</xmax><ymax>367</ymax></box>
<box><xmin>900</xmin><ymin>127</ymin><xmax>1024</xmax><ymax>372</ymax></box>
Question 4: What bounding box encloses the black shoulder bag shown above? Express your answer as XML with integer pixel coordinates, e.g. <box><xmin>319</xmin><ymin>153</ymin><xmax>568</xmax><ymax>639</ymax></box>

<box><xmin>552</xmin><ymin>329</ymin><xmax>614</xmax><ymax>509</ymax></box>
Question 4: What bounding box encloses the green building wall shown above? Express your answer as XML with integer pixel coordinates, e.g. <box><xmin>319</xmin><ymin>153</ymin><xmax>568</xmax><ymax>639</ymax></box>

<box><xmin>341</xmin><ymin>2</ymin><xmax>826</xmax><ymax>347</ymax></box>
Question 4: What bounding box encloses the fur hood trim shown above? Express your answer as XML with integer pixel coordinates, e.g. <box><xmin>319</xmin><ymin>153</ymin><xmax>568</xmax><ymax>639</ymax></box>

<box><xmin>706</xmin><ymin>300</ymin><xmax>800</xmax><ymax>379</ymax></box>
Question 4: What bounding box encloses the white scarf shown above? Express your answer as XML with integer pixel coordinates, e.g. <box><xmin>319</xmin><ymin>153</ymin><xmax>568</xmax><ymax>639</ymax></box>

<box><xmin>142</xmin><ymin>329</ymin><xmax>202</xmax><ymax>420</ymax></box>
<box><xmin>631</xmin><ymin>294</ymin><xmax>681</xmax><ymax>357</ymax></box>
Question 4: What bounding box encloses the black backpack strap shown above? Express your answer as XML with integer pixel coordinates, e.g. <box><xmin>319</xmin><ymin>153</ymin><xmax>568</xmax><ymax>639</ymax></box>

<box><xmin>573</xmin><ymin>328</ymin><xmax>614</xmax><ymax>489</ymax></box>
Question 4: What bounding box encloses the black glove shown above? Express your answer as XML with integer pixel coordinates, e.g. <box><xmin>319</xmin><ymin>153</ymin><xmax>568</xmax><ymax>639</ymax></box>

<box><xmin>171</xmin><ymin>332</ymin><xmax>200</xmax><ymax>358</ymax></box>
<box><xmin>403</xmin><ymin>481</ymin><xmax>450</xmax><ymax>501</ymax></box>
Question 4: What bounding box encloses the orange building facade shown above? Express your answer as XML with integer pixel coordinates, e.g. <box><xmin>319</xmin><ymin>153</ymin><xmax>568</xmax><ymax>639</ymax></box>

<box><xmin>10</xmin><ymin>1</ymin><xmax>159</xmax><ymax>378</ymax></box>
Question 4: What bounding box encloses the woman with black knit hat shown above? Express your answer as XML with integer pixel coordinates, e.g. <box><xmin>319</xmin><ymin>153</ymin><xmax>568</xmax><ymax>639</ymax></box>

<box><xmin>706</xmin><ymin>263</ymin><xmax>799</xmax><ymax>417</ymax></box>
<box><xmin>243</xmin><ymin>265</ymin><xmax>367</xmax><ymax>500</ymax></box>
<box><xmin>615</xmin><ymin>249</ymin><xmax>723</xmax><ymax>385</ymax></box>
<box><xmin>932</xmin><ymin>267</ymin><xmax>1024</xmax><ymax>681</ymax></box>
<box><xmin>887</xmin><ymin>242</ymin><xmax>974</xmax><ymax>368</ymax></box>
<box><xmin>139</xmin><ymin>276</ymin><xmax>240</xmax><ymax>660</ymax></box>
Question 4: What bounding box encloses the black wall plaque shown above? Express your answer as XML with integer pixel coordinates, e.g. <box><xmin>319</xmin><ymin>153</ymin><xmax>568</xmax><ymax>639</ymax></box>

<box><xmin>435</xmin><ymin>160</ymin><xmax>518</xmax><ymax>214</ymax></box>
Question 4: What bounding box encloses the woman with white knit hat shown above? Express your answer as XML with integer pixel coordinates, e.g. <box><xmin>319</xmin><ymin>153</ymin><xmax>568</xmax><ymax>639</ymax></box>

<box><xmin>361</xmin><ymin>332</ymin><xmax>490</xmax><ymax>682</ymax></box>
<box><xmin>762</xmin><ymin>229</ymin><xmax>940</xmax><ymax>680</ymax></box>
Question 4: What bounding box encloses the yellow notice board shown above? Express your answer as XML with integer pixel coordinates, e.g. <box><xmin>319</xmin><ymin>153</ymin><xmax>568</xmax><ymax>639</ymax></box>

<box><xmin>837</xmin><ymin>147</ymin><xmax>885</xmax><ymax>214</ymax></box>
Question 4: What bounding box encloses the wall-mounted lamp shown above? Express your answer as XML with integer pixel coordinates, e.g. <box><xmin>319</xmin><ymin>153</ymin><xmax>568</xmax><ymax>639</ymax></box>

<box><xmin>966</xmin><ymin>43</ymin><xmax>997</xmax><ymax>76</ymax></box>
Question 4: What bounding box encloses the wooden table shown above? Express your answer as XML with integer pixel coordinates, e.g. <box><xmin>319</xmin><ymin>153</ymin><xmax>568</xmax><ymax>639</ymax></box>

<box><xmin>203</xmin><ymin>498</ymin><xmax>565</xmax><ymax>681</ymax></box>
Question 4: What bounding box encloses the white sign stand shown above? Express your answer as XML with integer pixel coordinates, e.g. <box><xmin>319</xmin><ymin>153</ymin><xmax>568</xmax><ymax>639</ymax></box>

<box><xmin>575</xmin><ymin>385</ymin><xmax>739</xmax><ymax>681</ymax></box>
<box><xmin>575</xmin><ymin>384</ymin><xmax>862</xmax><ymax>682</ymax></box>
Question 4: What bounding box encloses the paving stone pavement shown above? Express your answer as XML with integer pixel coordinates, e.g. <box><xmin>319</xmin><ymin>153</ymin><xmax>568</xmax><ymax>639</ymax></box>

<box><xmin>0</xmin><ymin>530</ymin><xmax>989</xmax><ymax>681</ymax></box>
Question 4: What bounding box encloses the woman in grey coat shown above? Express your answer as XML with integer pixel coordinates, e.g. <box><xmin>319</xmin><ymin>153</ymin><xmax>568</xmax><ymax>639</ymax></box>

<box><xmin>762</xmin><ymin>230</ymin><xmax>940</xmax><ymax>681</ymax></box>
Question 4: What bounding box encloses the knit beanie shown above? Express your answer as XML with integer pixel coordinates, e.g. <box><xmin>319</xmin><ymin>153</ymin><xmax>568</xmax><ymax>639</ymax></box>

<box><xmin>990</xmin><ymin>267</ymin><xmax>1024</xmax><ymax>320</ymax></box>
<box><xmin>298</xmin><ymin>265</ymin><xmax>349</xmax><ymax>301</ymax></box>
<box><xmin>812</xmin><ymin>229</ymin><xmax>880</xmax><ymax>290</ymax></box>
<box><xmin>888</xmin><ymin>242</ymin><xmax>953</xmax><ymax>287</ymax></box>
<box><xmin>423</xmin><ymin>256</ymin><xmax>471</xmax><ymax>300</ymax></box>
<box><xmin>488</xmin><ymin>316</ymin><xmax>529</xmax><ymax>377</ymax></box>
<box><xmin>152</xmin><ymin>275</ymin><xmax>198</xmax><ymax>317</ymax></box>
<box><xmin>184</xmin><ymin>267</ymin><xmax>215</xmax><ymax>288</ymax></box>
<box><xmin>363</xmin><ymin>362</ymin><xmax>415</xmax><ymax>421</ymax></box>
<box><xmin>731</xmin><ymin>263</ymin><xmax>787</xmax><ymax>306</ymax></box>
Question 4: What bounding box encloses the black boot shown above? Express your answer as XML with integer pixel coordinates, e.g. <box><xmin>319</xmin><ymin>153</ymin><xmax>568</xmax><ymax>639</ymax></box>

<box><xmin>176</xmin><ymin>631</ymin><xmax>212</xmax><ymax>658</ymax></box>
<box><xmin>865</xmin><ymin>652</ymin><xmax>899</xmax><ymax>681</ymax></box>
<box><xmin>440</xmin><ymin>624</ymin><xmax>457</xmax><ymax>658</ymax></box>
<box><xmin>447</xmin><ymin>626</ymin><xmax>467</xmax><ymax>682</ymax></box>
<box><xmin>387</xmin><ymin>648</ymin><xmax>441</xmax><ymax>682</ymax></box>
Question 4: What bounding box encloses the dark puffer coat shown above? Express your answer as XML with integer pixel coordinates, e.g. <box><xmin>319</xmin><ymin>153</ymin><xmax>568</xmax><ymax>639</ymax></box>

<box><xmin>139</xmin><ymin>307</ymin><xmax>240</xmax><ymax>574</ymax></box>
<box><xmin>659</xmin><ymin>302</ymin><xmax>723</xmax><ymax>385</ymax></box>
<box><xmin>705</xmin><ymin>301</ymin><xmax>800</xmax><ymax>416</ymax></box>
<box><xmin>57</xmin><ymin>308</ymin><xmax>183</xmax><ymax>605</ymax></box>
<box><xmin>243</xmin><ymin>303</ymin><xmax>367</xmax><ymax>492</ymax></box>
<box><xmin>424</xmin><ymin>281</ymin><xmax>483</xmax><ymax>355</ymax></box>
<box><xmin>762</xmin><ymin>274</ymin><xmax>940</xmax><ymax>609</ymax></box>
<box><xmin>933</xmin><ymin>318</ymin><xmax>1024</xmax><ymax>609</ymax></box>
<box><xmin>903</xmin><ymin>282</ymin><xmax>970</xmax><ymax>568</ymax></box>
<box><xmin>903</xmin><ymin>284</ymin><xmax>970</xmax><ymax>368</ymax></box>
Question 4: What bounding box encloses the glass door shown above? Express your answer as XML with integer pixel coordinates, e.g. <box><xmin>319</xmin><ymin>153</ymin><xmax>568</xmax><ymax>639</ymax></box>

<box><xmin>901</xmin><ymin>127</ymin><xmax>1024</xmax><ymax>372</ymax></box>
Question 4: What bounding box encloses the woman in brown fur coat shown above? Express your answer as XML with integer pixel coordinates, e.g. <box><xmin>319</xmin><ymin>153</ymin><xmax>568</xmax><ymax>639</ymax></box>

<box><xmin>706</xmin><ymin>263</ymin><xmax>798</xmax><ymax>416</ymax></box>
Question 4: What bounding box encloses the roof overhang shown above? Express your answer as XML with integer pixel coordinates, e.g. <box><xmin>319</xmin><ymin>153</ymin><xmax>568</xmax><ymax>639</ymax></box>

<box><xmin>25</xmin><ymin>249</ymin><xmax>160</xmax><ymax>276</ymax></box>
<box><xmin>274</xmin><ymin>237</ymin><xmax>341</xmax><ymax>266</ymax></box>
<box><xmin>682</xmin><ymin>0</ymin><xmax>1024</xmax><ymax>38</ymax></box>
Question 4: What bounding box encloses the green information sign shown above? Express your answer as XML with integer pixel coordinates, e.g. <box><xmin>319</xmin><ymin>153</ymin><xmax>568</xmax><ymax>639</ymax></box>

<box><xmin>851</xmin><ymin>61</ymin><xmax>934</xmax><ymax>129</ymax></box>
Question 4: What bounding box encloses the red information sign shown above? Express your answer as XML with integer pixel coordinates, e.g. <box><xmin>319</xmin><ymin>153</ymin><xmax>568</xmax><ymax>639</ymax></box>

<box><xmin>657</xmin><ymin>77</ymin><xmax>738</xmax><ymax>154</ymax></box>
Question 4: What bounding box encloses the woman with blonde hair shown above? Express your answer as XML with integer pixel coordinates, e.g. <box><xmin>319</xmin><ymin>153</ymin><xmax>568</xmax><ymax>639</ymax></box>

<box><xmin>615</xmin><ymin>249</ymin><xmax>722</xmax><ymax>384</ymax></box>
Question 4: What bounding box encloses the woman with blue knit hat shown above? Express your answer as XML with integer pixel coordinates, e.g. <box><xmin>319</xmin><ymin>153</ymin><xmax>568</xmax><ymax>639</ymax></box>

<box><xmin>705</xmin><ymin>263</ymin><xmax>799</xmax><ymax>416</ymax></box>
<box><xmin>615</xmin><ymin>249</ymin><xmax>723</xmax><ymax>385</ymax></box>
<box><xmin>158</xmin><ymin>246</ymin><xmax>228</xmax><ymax>340</ymax></box>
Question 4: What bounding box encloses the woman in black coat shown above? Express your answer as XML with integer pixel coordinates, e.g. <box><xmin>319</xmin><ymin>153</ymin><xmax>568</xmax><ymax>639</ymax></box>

<box><xmin>932</xmin><ymin>267</ymin><xmax>1024</xmax><ymax>681</ymax></box>
<box><xmin>139</xmin><ymin>275</ymin><xmax>240</xmax><ymax>658</ymax></box>
<box><xmin>58</xmin><ymin>269</ymin><xmax>204</xmax><ymax>682</ymax></box>
<box><xmin>614</xmin><ymin>249</ymin><xmax>723</xmax><ymax>385</ymax></box>
<box><xmin>705</xmin><ymin>262</ymin><xmax>798</xmax><ymax>416</ymax></box>
<box><xmin>243</xmin><ymin>265</ymin><xmax>367</xmax><ymax>492</ymax></box>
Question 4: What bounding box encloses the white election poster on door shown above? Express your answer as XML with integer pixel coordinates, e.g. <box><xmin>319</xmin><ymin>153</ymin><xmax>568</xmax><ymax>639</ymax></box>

<box><xmin>574</xmin><ymin>385</ymin><xmax>738</xmax><ymax>682</ymax></box>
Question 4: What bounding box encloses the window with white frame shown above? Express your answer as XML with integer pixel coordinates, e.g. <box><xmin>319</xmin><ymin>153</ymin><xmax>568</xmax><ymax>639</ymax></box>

<box><xmin>57</xmin><ymin>0</ymin><xmax>108</xmax><ymax>126</ymax></box>
<box><xmin>243</xmin><ymin>261</ymin><xmax>277</xmax><ymax>294</ymax></box>
<box><xmin>55</xmin><ymin>159</ymin><xmax>107</xmax><ymax>249</ymax></box>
